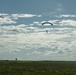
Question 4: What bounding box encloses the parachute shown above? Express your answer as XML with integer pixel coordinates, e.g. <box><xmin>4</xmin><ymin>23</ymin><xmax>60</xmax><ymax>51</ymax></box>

<box><xmin>42</xmin><ymin>22</ymin><xmax>53</xmax><ymax>26</ymax></box>
<box><xmin>42</xmin><ymin>22</ymin><xmax>53</xmax><ymax>33</ymax></box>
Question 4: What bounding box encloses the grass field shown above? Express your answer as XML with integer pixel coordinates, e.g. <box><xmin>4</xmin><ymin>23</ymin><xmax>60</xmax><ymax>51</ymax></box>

<box><xmin>0</xmin><ymin>60</ymin><xmax>76</xmax><ymax>75</ymax></box>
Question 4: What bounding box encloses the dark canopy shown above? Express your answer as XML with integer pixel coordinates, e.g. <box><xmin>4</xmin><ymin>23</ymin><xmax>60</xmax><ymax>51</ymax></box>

<box><xmin>42</xmin><ymin>22</ymin><xmax>53</xmax><ymax>26</ymax></box>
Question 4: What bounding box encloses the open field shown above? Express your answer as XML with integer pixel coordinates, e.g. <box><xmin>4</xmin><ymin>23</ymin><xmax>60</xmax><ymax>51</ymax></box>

<box><xmin>0</xmin><ymin>60</ymin><xmax>76</xmax><ymax>75</ymax></box>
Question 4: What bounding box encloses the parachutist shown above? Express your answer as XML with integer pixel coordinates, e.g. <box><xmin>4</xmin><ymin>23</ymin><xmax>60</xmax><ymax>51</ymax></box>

<box><xmin>46</xmin><ymin>30</ymin><xmax>48</xmax><ymax>33</ymax></box>
<box><xmin>42</xmin><ymin>22</ymin><xmax>53</xmax><ymax>33</ymax></box>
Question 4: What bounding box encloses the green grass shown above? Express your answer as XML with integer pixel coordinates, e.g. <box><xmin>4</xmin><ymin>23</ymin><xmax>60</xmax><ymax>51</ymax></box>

<box><xmin>0</xmin><ymin>60</ymin><xmax>76</xmax><ymax>75</ymax></box>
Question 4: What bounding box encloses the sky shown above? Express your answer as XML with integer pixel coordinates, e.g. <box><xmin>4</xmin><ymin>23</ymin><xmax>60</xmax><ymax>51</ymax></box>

<box><xmin>0</xmin><ymin>0</ymin><xmax>76</xmax><ymax>61</ymax></box>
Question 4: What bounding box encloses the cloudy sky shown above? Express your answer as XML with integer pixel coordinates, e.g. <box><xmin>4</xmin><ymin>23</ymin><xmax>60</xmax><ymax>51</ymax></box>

<box><xmin>0</xmin><ymin>0</ymin><xmax>76</xmax><ymax>61</ymax></box>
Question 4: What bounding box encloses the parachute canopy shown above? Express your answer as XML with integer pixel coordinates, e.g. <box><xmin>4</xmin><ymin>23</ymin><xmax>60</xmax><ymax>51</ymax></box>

<box><xmin>42</xmin><ymin>22</ymin><xmax>53</xmax><ymax>26</ymax></box>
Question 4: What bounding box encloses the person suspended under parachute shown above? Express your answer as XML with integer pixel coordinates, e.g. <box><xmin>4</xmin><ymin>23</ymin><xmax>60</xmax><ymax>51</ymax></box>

<box><xmin>42</xmin><ymin>22</ymin><xmax>53</xmax><ymax>33</ymax></box>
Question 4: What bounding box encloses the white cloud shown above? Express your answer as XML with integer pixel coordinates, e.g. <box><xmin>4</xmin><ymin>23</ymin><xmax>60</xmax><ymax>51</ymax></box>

<box><xmin>37</xmin><ymin>15</ymin><xmax>42</xmax><ymax>17</ymax></box>
<box><xmin>0</xmin><ymin>13</ymin><xmax>8</xmax><ymax>16</ymax></box>
<box><xmin>56</xmin><ymin>14</ymin><xmax>76</xmax><ymax>18</ymax></box>
<box><xmin>0</xmin><ymin>13</ymin><xmax>17</xmax><ymax>25</ymax></box>
<box><xmin>0</xmin><ymin>27</ymin><xmax>76</xmax><ymax>56</ymax></box>
<box><xmin>48</xmin><ymin>20</ymin><xmax>59</xmax><ymax>23</ymax></box>
<box><xmin>0</xmin><ymin>12</ymin><xmax>76</xmax><ymax>60</ymax></box>
<box><xmin>27</xmin><ymin>27</ymin><xmax>38</xmax><ymax>30</ymax></box>
<box><xmin>0</xmin><ymin>17</ymin><xmax>16</xmax><ymax>24</ymax></box>
<box><xmin>59</xmin><ymin>19</ymin><xmax>76</xmax><ymax>26</ymax></box>
<box><xmin>18</xmin><ymin>24</ymin><xmax>29</xmax><ymax>27</ymax></box>
<box><xmin>33</xmin><ymin>21</ymin><xmax>41</xmax><ymax>26</ymax></box>
<box><xmin>27</xmin><ymin>51</ymin><xmax>41</xmax><ymax>55</ymax></box>
<box><xmin>11</xmin><ymin>14</ymin><xmax>35</xmax><ymax>18</ymax></box>
<box><xmin>33</xmin><ymin>21</ymin><xmax>40</xmax><ymax>24</ymax></box>
<box><xmin>0</xmin><ymin>13</ymin><xmax>42</xmax><ymax>25</ymax></box>
<box><xmin>11</xmin><ymin>14</ymin><xmax>41</xmax><ymax>19</ymax></box>
<box><xmin>43</xmin><ymin>50</ymin><xmax>66</xmax><ymax>56</ymax></box>
<box><xmin>44</xmin><ymin>50</ymin><xmax>58</xmax><ymax>56</ymax></box>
